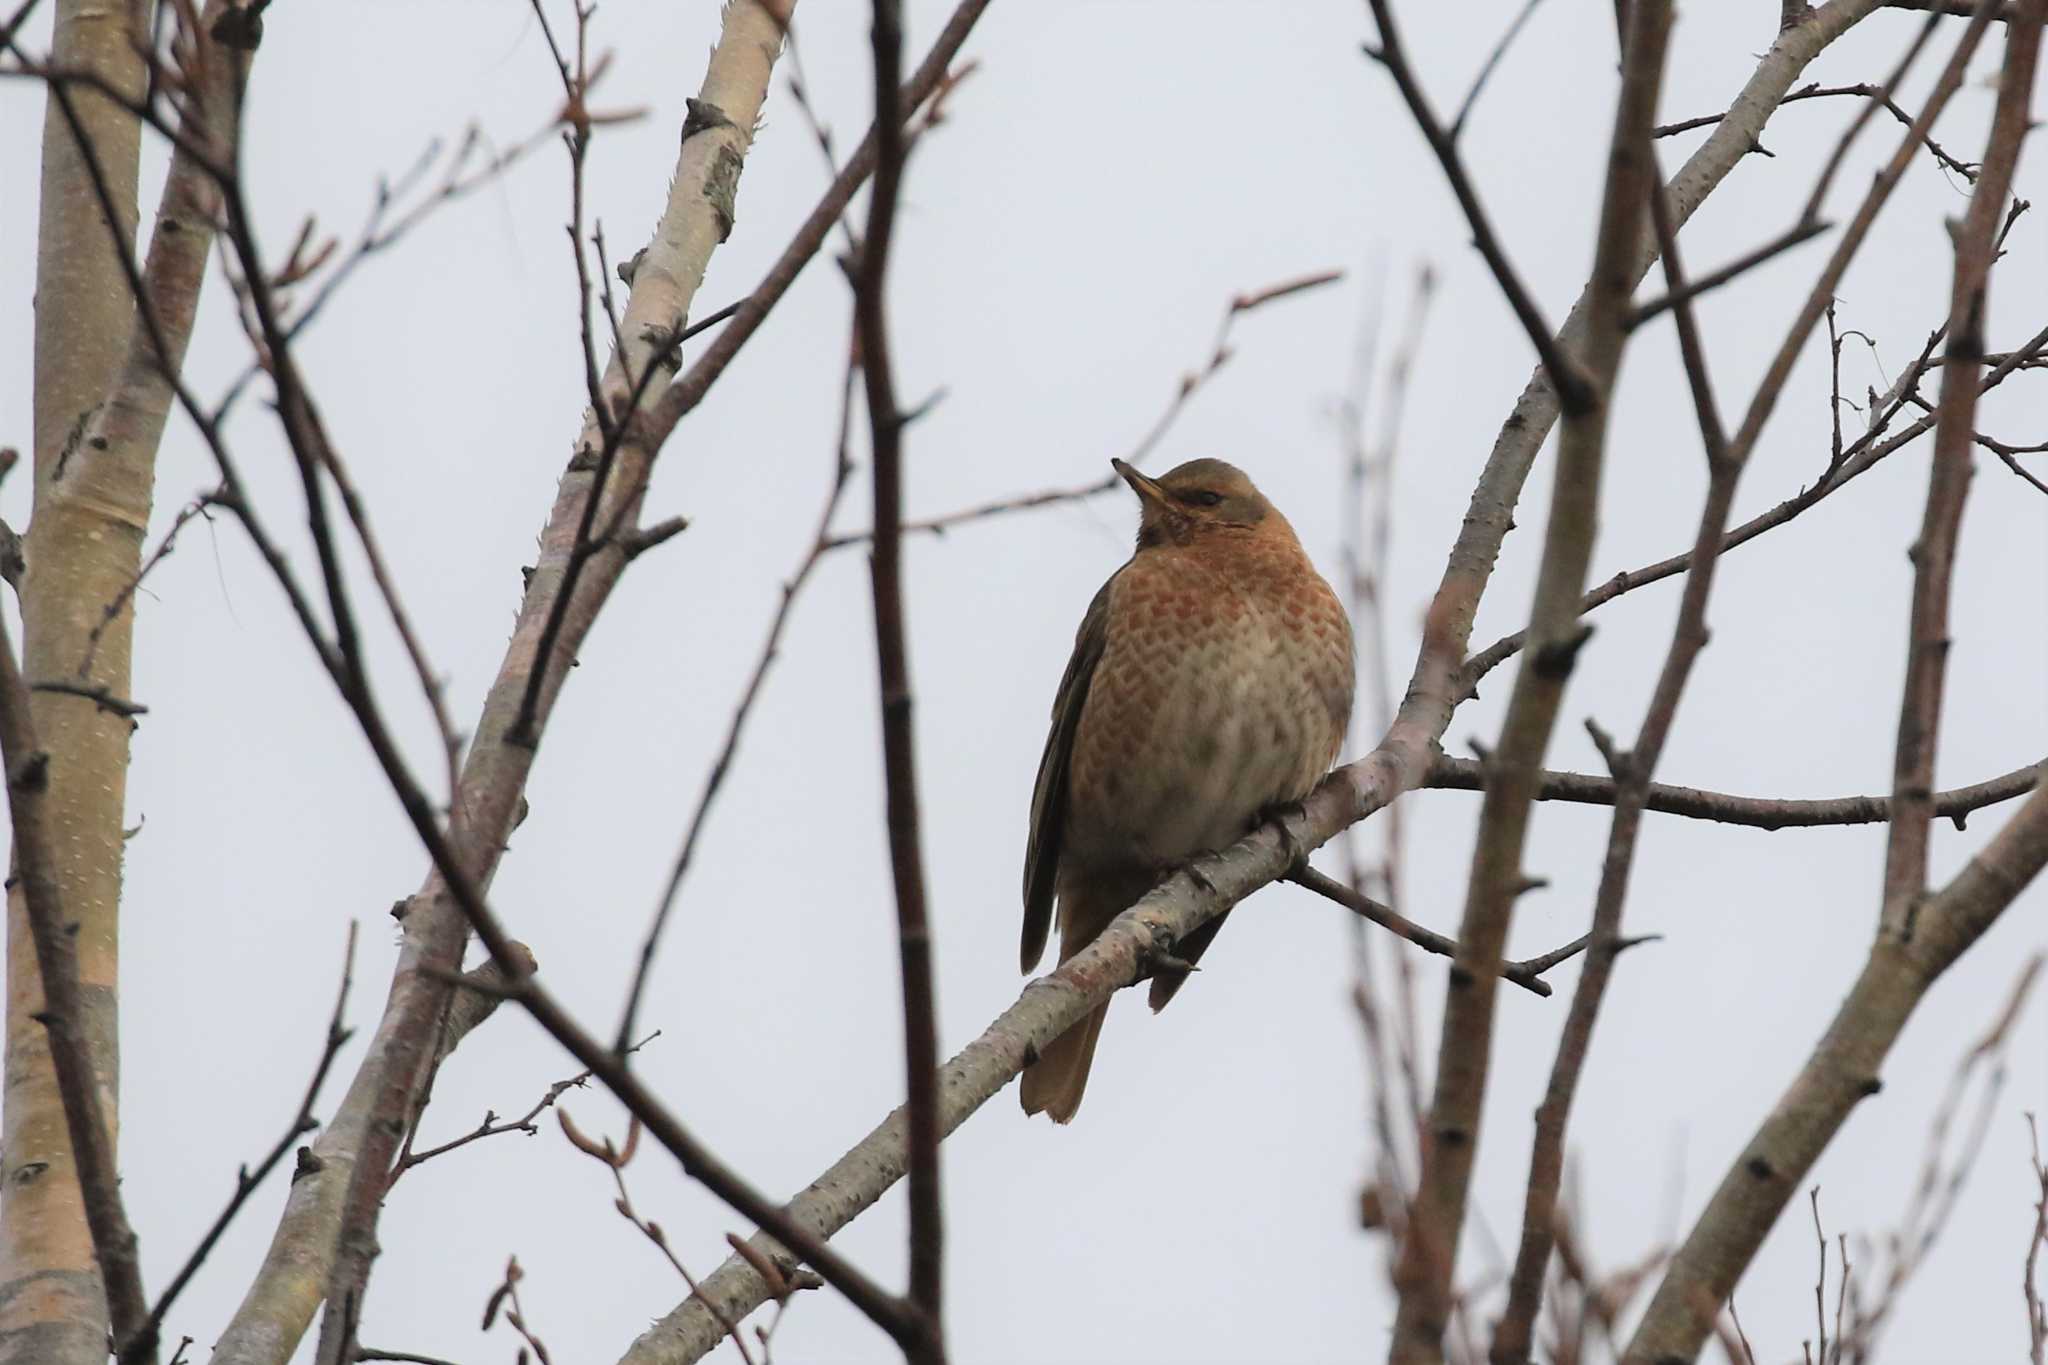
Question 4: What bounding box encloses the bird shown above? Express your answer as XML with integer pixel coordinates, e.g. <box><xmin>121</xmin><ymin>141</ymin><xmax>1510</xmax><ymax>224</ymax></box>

<box><xmin>1019</xmin><ymin>457</ymin><xmax>1354</xmax><ymax>1122</ymax></box>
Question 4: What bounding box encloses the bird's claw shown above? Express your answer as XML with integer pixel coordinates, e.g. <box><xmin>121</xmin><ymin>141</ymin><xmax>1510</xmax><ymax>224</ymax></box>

<box><xmin>1264</xmin><ymin>802</ymin><xmax>1313</xmax><ymax>873</ymax></box>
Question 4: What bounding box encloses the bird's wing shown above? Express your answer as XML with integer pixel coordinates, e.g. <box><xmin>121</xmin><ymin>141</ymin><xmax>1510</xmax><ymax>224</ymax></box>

<box><xmin>1021</xmin><ymin>570</ymin><xmax>1116</xmax><ymax>973</ymax></box>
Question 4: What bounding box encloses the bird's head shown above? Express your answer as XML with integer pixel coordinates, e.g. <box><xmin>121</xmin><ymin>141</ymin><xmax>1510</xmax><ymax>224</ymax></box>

<box><xmin>1115</xmin><ymin>457</ymin><xmax>1280</xmax><ymax>549</ymax></box>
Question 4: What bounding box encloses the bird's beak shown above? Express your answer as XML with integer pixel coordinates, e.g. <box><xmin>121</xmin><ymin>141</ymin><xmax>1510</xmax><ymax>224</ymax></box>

<box><xmin>1112</xmin><ymin>458</ymin><xmax>1169</xmax><ymax>510</ymax></box>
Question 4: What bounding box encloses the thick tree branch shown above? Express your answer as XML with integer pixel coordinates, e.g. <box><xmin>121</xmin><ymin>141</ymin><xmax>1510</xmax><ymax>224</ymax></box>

<box><xmin>0</xmin><ymin>612</ymin><xmax>151</xmax><ymax>1360</ymax></box>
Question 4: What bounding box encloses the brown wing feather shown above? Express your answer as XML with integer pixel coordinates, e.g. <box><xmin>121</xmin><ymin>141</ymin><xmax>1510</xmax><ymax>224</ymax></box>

<box><xmin>1021</xmin><ymin>573</ymin><xmax>1116</xmax><ymax>973</ymax></box>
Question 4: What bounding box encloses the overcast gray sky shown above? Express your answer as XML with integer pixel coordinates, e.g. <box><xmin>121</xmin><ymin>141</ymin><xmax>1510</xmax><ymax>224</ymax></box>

<box><xmin>2</xmin><ymin>1</ymin><xmax>2044</xmax><ymax>1362</ymax></box>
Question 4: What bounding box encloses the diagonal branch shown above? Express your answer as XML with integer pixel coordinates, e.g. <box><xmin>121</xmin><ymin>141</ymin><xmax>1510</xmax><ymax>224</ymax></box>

<box><xmin>1624</xmin><ymin>7</ymin><xmax>2046</xmax><ymax>1355</ymax></box>
<box><xmin>1364</xmin><ymin>0</ymin><xmax>1593</xmax><ymax>413</ymax></box>
<box><xmin>1287</xmin><ymin>866</ymin><xmax>1587</xmax><ymax>998</ymax></box>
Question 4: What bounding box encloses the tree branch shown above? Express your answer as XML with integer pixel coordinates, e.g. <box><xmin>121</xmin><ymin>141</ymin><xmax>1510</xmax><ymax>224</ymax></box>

<box><xmin>1425</xmin><ymin>753</ymin><xmax>2041</xmax><ymax>830</ymax></box>
<box><xmin>1364</xmin><ymin>0</ymin><xmax>1594</xmax><ymax>413</ymax></box>
<box><xmin>1623</xmin><ymin>9</ymin><xmax>2046</xmax><ymax>1354</ymax></box>
<box><xmin>854</xmin><ymin>0</ymin><xmax>946</xmax><ymax>1357</ymax></box>
<box><xmin>1286</xmin><ymin>866</ymin><xmax>1586</xmax><ymax>998</ymax></box>
<box><xmin>1878</xmin><ymin>0</ymin><xmax>2028</xmax><ymax>937</ymax></box>
<box><xmin>1389</xmin><ymin>7</ymin><xmax>1675</xmax><ymax>1358</ymax></box>
<box><xmin>0</xmin><ymin>602</ymin><xmax>151</xmax><ymax>1361</ymax></box>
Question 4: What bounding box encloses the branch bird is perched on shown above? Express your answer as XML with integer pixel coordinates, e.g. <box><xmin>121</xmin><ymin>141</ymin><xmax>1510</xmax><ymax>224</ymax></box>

<box><xmin>1020</xmin><ymin>458</ymin><xmax>1355</xmax><ymax>1122</ymax></box>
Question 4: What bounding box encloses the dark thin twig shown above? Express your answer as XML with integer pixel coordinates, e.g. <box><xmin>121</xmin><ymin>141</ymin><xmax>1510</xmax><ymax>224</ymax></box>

<box><xmin>1655</xmin><ymin>79</ymin><xmax>1978</xmax><ymax>180</ymax></box>
<box><xmin>1461</xmin><ymin>319</ymin><xmax>2048</xmax><ymax>691</ymax></box>
<box><xmin>649</xmin><ymin>0</ymin><xmax>995</xmax><ymax>437</ymax></box>
<box><xmin>1449</xmin><ymin>0</ymin><xmax>1546</xmax><ymax>140</ymax></box>
<box><xmin>1628</xmin><ymin>218</ymin><xmax>1830</xmax><ymax>329</ymax></box>
<box><xmin>820</xmin><ymin>269</ymin><xmax>1342</xmax><ymax>551</ymax></box>
<box><xmin>1982</xmin><ymin>436</ymin><xmax>2048</xmax><ymax>495</ymax></box>
<box><xmin>391</xmin><ymin>1030</ymin><xmax>659</xmax><ymax>1178</ymax></box>
<box><xmin>1287</xmin><ymin>866</ymin><xmax>1585</xmax><ymax>997</ymax></box>
<box><xmin>560</xmin><ymin>1112</ymin><xmax>760</xmax><ymax>1365</ymax></box>
<box><xmin>128</xmin><ymin>927</ymin><xmax>358</xmax><ymax>1364</ymax></box>
<box><xmin>2026</xmin><ymin>1113</ymin><xmax>2048</xmax><ymax>1364</ymax></box>
<box><xmin>1363</xmin><ymin>0</ymin><xmax>1593</xmax><ymax>414</ymax></box>
<box><xmin>1427</xmin><ymin>753</ymin><xmax>2040</xmax><ymax>832</ymax></box>
<box><xmin>613</xmin><ymin>357</ymin><xmax>859</xmax><ymax>1056</ymax></box>
<box><xmin>77</xmin><ymin>492</ymin><xmax>217</xmax><ymax>679</ymax></box>
<box><xmin>855</xmin><ymin>0</ymin><xmax>945</xmax><ymax>1358</ymax></box>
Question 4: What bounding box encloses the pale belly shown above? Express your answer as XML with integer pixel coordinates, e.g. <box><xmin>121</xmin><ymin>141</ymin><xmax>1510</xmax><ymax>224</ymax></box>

<box><xmin>1062</xmin><ymin>603</ymin><xmax>1340</xmax><ymax>874</ymax></box>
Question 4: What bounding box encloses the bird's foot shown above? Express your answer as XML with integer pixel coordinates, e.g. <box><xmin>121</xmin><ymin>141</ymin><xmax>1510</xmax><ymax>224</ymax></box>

<box><xmin>1140</xmin><ymin>942</ymin><xmax>1202</xmax><ymax>983</ymax></box>
<box><xmin>1259</xmin><ymin>801</ymin><xmax>1314</xmax><ymax>873</ymax></box>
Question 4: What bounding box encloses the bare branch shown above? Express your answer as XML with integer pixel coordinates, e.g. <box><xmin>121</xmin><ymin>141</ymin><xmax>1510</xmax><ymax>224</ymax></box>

<box><xmin>1625</xmin><ymin>10</ymin><xmax>2047</xmax><ymax>1354</ymax></box>
<box><xmin>1426</xmin><ymin>752</ymin><xmax>2041</xmax><ymax>830</ymax></box>
<box><xmin>0</xmin><ymin>603</ymin><xmax>151</xmax><ymax>1358</ymax></box>
<box><xmin>1364</xmin><ymin>0</ymin><xmax>1593</xmax><ymax>413</ymax></box>
<box><xmin>128</xmin><ymin>927</ymin><xmax>358</xmax><ymax>1365</ymax></box>
<box><xmin>1877</xmin><ymin>0</ymin><xmax>2034</xmax><ymax>939</ymax></box>
<box><xmin>1390</xmin><ymin>7</ymin><xmax>1675</xmax><ymax>1356</ymax></box>
<box><xmin>1287</xmin><ymin>866</ymin><xmax>1585</xmax><ymax>998</ymax></box>
<box><xmin>819</xmin><ymin>268</ymin><xmax>1341</xmax><ymax>551</ymax></box>
<box><xmin>853</xmin><ymin>0</ymin><xmax>946</xmax><ymax>1355</ymax></box>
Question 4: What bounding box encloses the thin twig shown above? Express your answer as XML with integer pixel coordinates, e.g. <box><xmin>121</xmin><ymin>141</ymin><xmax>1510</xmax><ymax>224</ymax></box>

<box><xmin>1288</xmin><ymin>866</ymin><xmax>1585</xmax><ymax>997</ymax></box>
<box><xmin>391</xmin><ymin>1030</ymin><xmax>659</xmax><ymax>1179</ymax></box>
<box><xmin>1426</xmin><ymin>753</ymin><xmax>2040</xmax><ymax>831</ymax></box>
<box><xmin>1655</xmin><ymin>79</ymin><xmax>1978</xmax><ymax>179</ymax></box>
<box><xmin>129</xmin><ymin>927</ymin><xmax>358</xmax><ymax>1364</ymax></box>
<box><xmin>613</xmin><ymin>356</ymin><xmax>858</xmax><ymax>1055</ymax></box>
<box><xmin>1449</xmin><ymin>0</ymin><xmax>1546</xmax><ymax>140</ymax></box>
<box><xmin>1627</xmin><ymin>217</ymin><xmax>1831</xmax><ymax>328</ymax></box>
<box><xmin>855</xmin><ymin>0</ymin><xmax>944</xmax><ymax>1356</ymax></box>
<box><xmin>1363</xmin><ymin>0</ymin><xmax>1594</xmax><ymax>413</ymax></box>
<box><xmin>819</xmin><ymin>269</ymin><xmax>1342</xmax><ymax>551</ymax></box>
<box><xmin>1461</xmin><ymin>320</ymin><xmax>2048</xmax><ymax>692</ymax></box>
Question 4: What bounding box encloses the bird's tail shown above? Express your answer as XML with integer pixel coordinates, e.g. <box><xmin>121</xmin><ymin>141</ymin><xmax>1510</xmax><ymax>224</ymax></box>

<box><xmin>1019</xmin><ymin>1002</ymin><xmax>1108</xmax><ymax>1124</ymax></box>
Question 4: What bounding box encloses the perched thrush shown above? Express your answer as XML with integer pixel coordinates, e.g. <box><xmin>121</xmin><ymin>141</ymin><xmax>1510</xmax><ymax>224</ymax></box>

<box><xmin>1019</xmin><ymin>458</ymin><xmax>1355</xmax><ymax>1122</ymax></box>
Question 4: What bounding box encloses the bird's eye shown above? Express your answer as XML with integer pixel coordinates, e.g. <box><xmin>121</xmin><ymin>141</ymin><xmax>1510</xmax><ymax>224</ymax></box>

<box><xmin>1183</xmin><ymin>489</ymin><xmax>1225</xmax><ymax>508</ymax></box>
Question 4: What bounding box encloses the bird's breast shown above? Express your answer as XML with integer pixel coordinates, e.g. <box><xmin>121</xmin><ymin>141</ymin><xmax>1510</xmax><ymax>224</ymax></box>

<box><xmin>1061</xmin><ymin>545</ymin><xmax>1353</xmax><ymax>875</ymax></box>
